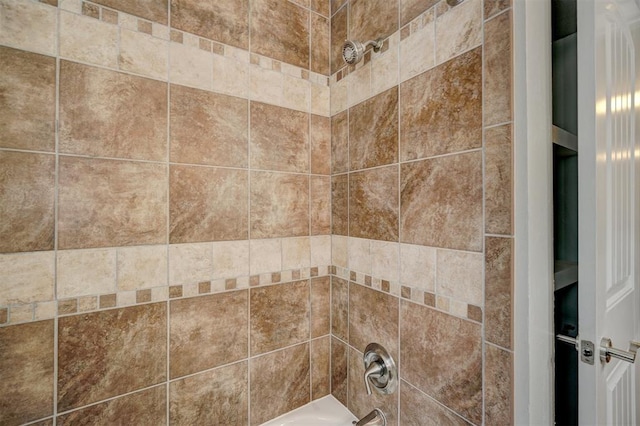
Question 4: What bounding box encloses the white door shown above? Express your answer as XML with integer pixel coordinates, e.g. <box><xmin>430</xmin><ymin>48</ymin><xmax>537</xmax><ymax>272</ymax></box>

<box><xmin>577</xmin><ymin>0</ymin><xmax>640</xmax><ymax>424</ymax></box>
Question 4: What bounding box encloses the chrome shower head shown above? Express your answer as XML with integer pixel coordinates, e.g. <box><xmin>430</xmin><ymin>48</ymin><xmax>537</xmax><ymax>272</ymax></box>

<box><xmin>342</xmin><ymin>38</ymin><xmax>384</xmax><ymax>65</ymax></box>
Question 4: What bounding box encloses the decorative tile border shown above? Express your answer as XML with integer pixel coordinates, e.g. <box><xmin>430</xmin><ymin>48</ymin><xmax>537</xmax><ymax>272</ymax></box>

<box><xmin>0</xmin><ymin>265</ymin><xmax>331</xmax><ymax>326</ymax></box>
<box><xmin>333</xmin><ymin>265</ymin><xmax>483</xmax><ymax>324</ymax></box>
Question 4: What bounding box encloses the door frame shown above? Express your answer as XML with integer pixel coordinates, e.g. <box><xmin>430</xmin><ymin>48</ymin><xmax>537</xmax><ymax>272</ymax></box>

<box><xmin>513</xmin><ymin>0</ymin><xmax>555</xmax><ymax>424</ymax></box>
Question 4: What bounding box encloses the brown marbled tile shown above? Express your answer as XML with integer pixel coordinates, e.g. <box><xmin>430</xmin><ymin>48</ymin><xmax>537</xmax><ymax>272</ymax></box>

<box><xmin>484</xmin><ymin>10</ymin><xmax>513</xmax><ymax>126</ymax></box>
<box><xmin>349</xmin><ymin>283</ymin><xmax>399</xmax><ymax>359</ymax></box>
<box><xmin>349</xmin><ymin>166</ymin><xmax>399</xmax><ymax>242</ymax></box>
<box><xmin>59</xmin><ymin>61</ymin><xmax>167</xmax><ymax>162</ymax></box>
<box><xmin>400</xmin><ymin>47</ymin><xmax>482</xmax><ymax>161</ymax></box>
<box><xmin>171</xmin><ymin>0</ymin><xmax>248</xmax><ymax>49</ymax></box>
<box><xmin>331</xmin><ymin>110</ymin><xmax>349</xmax><ymax>173</ymax></box>
<box><xmin>250</xmin><ymin>280</ymin><xmax>310</xmax><ymax>355</ymax></box>
<box><xmin>170</xmin><ymin>361</ymin><xmax>248</xmax><ymax>425</ymax></box>
<box><xmin>311</xmin><ymin>13</ymin><xmax>330</xmax><ymax>75</ymax></box>
<box><xmin>424</xmin><ymin>292</ymin><xmax>435</xmax><ymax>306</ymax></box>
<box><xmin>350</xmin><ymin>271</ymin><xmax>357</xmax><ymax>281</ymax></box>
<box><xmin>170</xmin><ymin>291</ymin><xmax>248</xmax><ymax>378</ymax></box>
<box><xmin>93</xmin><ymin>0</ymin><xmax>167</xmax><ymax>23</ymax></box>
<box><xmin>0</xmin><ymin>152</ymin><xmax>55</xmax><ymax>253</ymax></box>
<box><xmin>331</xmin><ymin>277</ymin><xmax>349</xmax><ymax>340</ymax></box>
<box><xmin>331</xmin><ymin>337</ymin><xmax>348</xmax><ymax>404</ymax></box>
<box><xmin>350</xmin><ymin>0</ymin><xmax>398</xmax><ymax>46</ymax></box>
<box><xmin>169</xmin><ymin>285</ymin><xmax>183</xmax><ymax>298</ymax></box>
<box><xmin>485</xmin><ymin>344</ymin><xmax>514</xmax><ymax>425</ymax></box>
<box><xmin>311</xmin><ymin>176</ymin><xmax>331</xmax><ymax>235</ymax></box>
<box><xmin>58</xmin><ymin>157</ymin><xmax>167</xmax><ymax>249</ymax></box>
<box><xmin>485</xmin><ymin>124</ymin><xmax>513</xmax><ymax>235</ymax></box>
<box><xmin>400</xmin><ymin>380</ymin><xmax>471</xmax><ymax>425</ymax></box>
<box><xmin>137</xmin><ymin>19</ymin><xmax>153</xmax><ymax>34</ymax></box>
<box><xmin>330</xmin><ymin>4</ymin><xmax>348</xmax><ymax>74</ymax></box>
<box><xmin>311</xmin><ymin>336</ymin><xmax>330</xmax><ymax>400</ymax></box>
<box><xmin>102</xmin><ymin>9</ymin><xmax>118</xmax><ymax>24</ymax></box>
<box><xmin>0</xmin><ymin>46</ymin><xmax>55</xmax><ymax>152</ymax></box>
<box><xmin>198</xmin><ymin>281</ymin><xmax>211</xmax><ymax>294</ymax></box>
<box><xmin>331</xmin><ymin>175</ymin><xmax>349</xmax><ymax>235</ymax></box>
<box><xmin>311</xmin><ymin>115</ymin><xmax>331</xmax><ymax>175</ymax></box>
<box><xmin>0</xmin><ymin>321</ymin><xmax>54</xmax><ymax>425</ymax></box>
<box><xmin>401</xmin><ymin>0</ymin><xmax>439</xmax><ymax>26</ymax></box>
<box><xmin>331</xmin><ymin>0</ymin><xmax>347</xmax><ymax>14</ymax></box>
<box><xmin>57</xmin><ymin>303</ymin><xmax>166</xmax><ymax>412</ymax></box>
<box><xmin>468</xmin><ymin>304</ymin><xmax>483</xmax><ymax>322</ymax></box>
<box><xmin>272</xmin><ymin>272</ymin><xmax>282</xmax><ymax>283</ymax></box>
<box><xmin>312</xmin><ymin>0</ymin><xmax>330</xmax><ymax>16</ymax></box>
<box><xmin>349</xmin><ymin>87</ymin><xmax>399</xmax><ymax>170</ymax></box>
<box><xmin>400</xmin><ymin>301</ymin><xmax>482</xmax><ymax>424</ymax></box>
<box><xmin>250</xmin><ymin>275</ymin><xmax>260</xmax><ymax>286</ymax></box>
<box><xmin>170</xmin><ymin>29</ymin><xmax>183</xmax><ymax>43</ymax></box>
<box><xmin>58</xmin><ymin>299</ymin><xmax>78</xmax><ymax>315</ymax></box>
<box><xmin>29</xmin><ymin>418</ymin><xmax>53</xmax><ymax>426</ymax></box>
<box><xmin>400</xmin><ymin>152</ymin><xmax>482</xmax><ymax>251</ymax></box>
<box><xmin>169</xmin><ymin>165</ymin><xmax>248</xmax><ymax>243</ymax></box>
<box><xmin>311</xmin><ymin>276</ymin><xmax>330</xmax><ymax>337</ymax></box>
<box><xmin>170</xmin><ymin>85</ymin><xmax>248</xmax><ymax>167</ymax></box>
<box><xmin>485</xmin><ymin>236</ymin><xmax>513</xmax><ymax>349</ymax></box>
<box><xmin>136</xmin><ymin>289</ymin><xmax>151</xmax><ymax>303</ymax></box>
<box><xmin>0</xmin><ymin>308</ymin><xmax>7</xmax><ymax>324</ymax></box>
<box><xmin>348</xmin><ymin>347</ymin><xmax>398</xmax><ymax>426</ymax></box>
<box><xmin>250</xmin><ymin>102</ymin><xmax>309</xmax><ymax>173</ymax></box>
<box><xmin>484</xmin><ymin>0</ymin><xmax>511</xmax><ymax>19</ymax></box>
<box><xmin>250</xmin><ymin>171</ymin><xmax>309</xmax><ymax>239</ymax></box>
<box><xmin>250</xmin><ymin>343</ymin><xmax>310</xmax><ymax>425</ymax></box>
<box><xmin>99</xmin><ymin>294</ymin><xmax>117</xmax><ymax>308</ymax></box>
<box><xmin>251</xmin><ymin>0</ymin><xmax>310</xmax><ymax>69</ymax></box>
<box><xmin>57</xmin><ymin>386</ymin><xmax>166</xmax><ymax>425</ymax></box>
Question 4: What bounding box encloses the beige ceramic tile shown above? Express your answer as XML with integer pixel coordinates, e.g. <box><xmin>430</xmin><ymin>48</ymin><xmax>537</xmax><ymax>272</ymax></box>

<box><xmin>250</xmin><ymin>66</ymin><xmax>284</xmax><ymax>105</ymax></box>
<box><xmin>400</xmin><ymin>11</ymin><xmax>435</xmax><ymax>82</ymax></box>
<box><xmin>332</xmin><ymin>235</ymin><xmax>348</xmax><ymax>268</ymax></box>
<box><xmin>371</xmin><ymin>240</ymin><xmax>399</xmax><ymax>282</ymax></box>
<box><xmin>119</xmin><ymin>29</ymin><xmax>168</xmax><ymax>80</ymax></box>
<box><xmin>330</xmin><ymin>77</ymin><xmax>348</xmax><ymax>115</ymax></box>
<box><xmin>212</xmin><ymin>55</ymin><xmax>250</xmax><ymax>98</ymax></box>
<box><xmin>282</xmin><ymin>237</ymin><xmax>311</xmax><ymax>270</ymax></box>
<box><xmin>348</xmin><ymin>237</ymin><xmax>371</xmax><ymax>274</ymax></box>
<box><xmin>283</xmin><ymin>74</ymin><xmax>311</xmax><ymax>112</ymax></box>
<box><xmin>400</xmin><ymin>0</ymin><xmax>439</xmax><ymax>26</ymax></box>
<box><xmin>0</xmin><ymin>0</ymin><xmax>57</xmax><ymax>56</ymax></box>
<box><xmin>311</xmin><ymin>83</ymin><xmax>331</xmax><ymax>117</ymax></box>
<box><xmin>169</xmin><ymin>43</ymin><xmax>213</xmax><ymax>90</ymax></box>
<box><xmin>348</xmin><ymin>63</ymin><xmax>372</xmax><ymax>107</ymax></box>
<box><xmin>212</xmin><ymin>240</ymin><xmax>249</xmax><ymax>279</ymax></box>
<box><xmin>435</xmin><ymin>0</ymin><xmax>482</xmax><ymax>65</ymax></box>
<box><xmin>0</xmin><ymin>252</ymin><xmax>54</xmax><ymax>305</ymax></box>
<box><xmin>399</xmin><ymin>243</ymin><xmax>436</xmax><ymax>292</ymax></box>
<box><xmin>117</xmin><ymin>245</ymin><xmax>167</xmax><ymax>291</ymax></box>
<box><xmin>311</xmin><ymin>235</ymin><xmax>331</xmax><ymax>266</ymax></box>
<box><xmin>168</xmin><ymin>243</ymin><xmax>213</xmax><ymax>285</ymax></box>
<box><xmin>57</xmin><ymin>249</ymin><xmax>116</xmax><ymax>299</ymax></box>
<box><xmin>371</xmin><ymin>35</ymin><xmax>399</xmax><ymax>94</ymax></box>
<box><xmin>437</xmin><ymin>249</ymin><xmax>483</xmax><ymax>306</ymax></box>
<box><xmin>249</xmin><ymin>239</ymin><xmax>282</xmax><ymax>275</ymax></box>
<box><xmin>34</xmin><ymin>301</ymin><xmax>56</xmax><ymax>320</ymax></box>
<box><xmin>60</xmin><ymin>11</ymin><xmax>118</xmax><ymax>68</ymax></box>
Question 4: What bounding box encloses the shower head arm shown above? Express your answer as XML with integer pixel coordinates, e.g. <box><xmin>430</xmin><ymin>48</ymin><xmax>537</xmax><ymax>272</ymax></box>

<box><xmin>363</xmin><ymin>38</ymin><xmax>384</xmax><ymax>53</ymax></box>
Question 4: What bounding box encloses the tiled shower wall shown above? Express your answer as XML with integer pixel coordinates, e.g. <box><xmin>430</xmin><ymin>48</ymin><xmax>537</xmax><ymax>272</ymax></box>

<box><xmin>0</xmin><ymin>0</ymin><xmax>334</xmax><ymax>424</ymax></box>
<box><xmin>327</xmin><ymin>0</ymin><xmax>514</xmax><ymax>425</ymax></box>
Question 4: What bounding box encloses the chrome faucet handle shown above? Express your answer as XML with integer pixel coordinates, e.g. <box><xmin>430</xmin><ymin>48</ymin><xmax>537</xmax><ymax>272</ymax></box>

<box><xmin>363</xmin><ymin>359</ymin><xmax>385</xmax><ymax>395</ymax></box>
